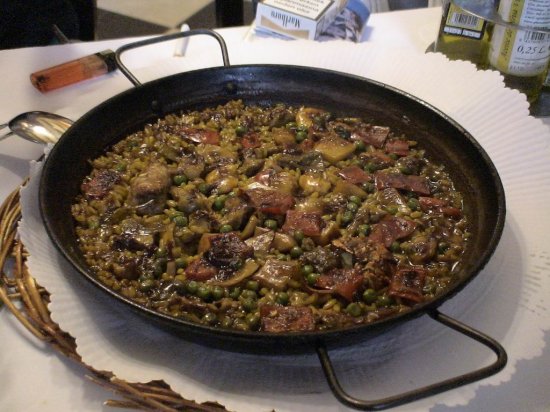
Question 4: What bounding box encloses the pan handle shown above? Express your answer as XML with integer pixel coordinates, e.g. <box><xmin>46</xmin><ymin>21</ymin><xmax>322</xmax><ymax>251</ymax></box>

<box><xmin>114</xmin><ymin>29</ymin><xmax>230</xmax><ymax>87</ymax></box>
<box><xmin>316</xmin><ymin>309</ymin><xmax>507</xmax><ymax>411</ymax></box>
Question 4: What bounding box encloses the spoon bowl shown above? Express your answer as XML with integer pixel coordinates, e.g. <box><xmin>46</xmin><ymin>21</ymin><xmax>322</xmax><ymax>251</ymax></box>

<box><xmin>0</xmin><ymin>111</ymin><xmax>73</xmax><ymax>144</ymax></box>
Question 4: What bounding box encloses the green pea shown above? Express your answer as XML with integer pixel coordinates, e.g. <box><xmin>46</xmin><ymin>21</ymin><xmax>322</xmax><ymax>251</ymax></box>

<box><xmin>297</xmin><ymin>125</ymin><xmax>309</xmax><ymax>133</ymax></box>
<box><xmin>306</xmin><ymin>272</ymin><xmax>320</xmax><ymax>286</ymax></box>
<box><xmin>229</xmin><ymin>286</ymin><xmax>242</xmax><ymax>299</ymax></box>
<box><xmin>221</xmin><ymin>316</ymin><xmax>233</xmax><ymax>328</ymax></box>
<box><xmin>88</xmin><ymin>219</ymin><xmax>99</xmax><ymax>230</ymax></box>
<box><xmin>197</xmin><ymin>284</ymin><xmax>212</xmax><ymax>301</ymax></box>
<box><xmin>407</xmin><ymin>198</ymin><xmax>420</xmax><ymax>211</ymax></box>
<box><xmin>390</xmin><ymin>241</ymin><xmax>401</xmax><ymax>253</ymax></box>
<box><xmin>388</xmin><ymin>153</ymin><xmax>399</xmax><ymax>160</ymax></box>
<box><xmin>364</xmin><ymin>162</ymin><xmax>377</xmax><ymax>173</ymax></box>
<box><xmin>341</xmin><ymin>210</ymin><xmax>354</xmax><ymax>225</ymax></box>
<box><xmin>186</xmin><ymin>280</ymin><xmax>199</xmax><ymax>294</ymax></box>
<box><xmin>172</xmin><ymin>215</ymin><xmax>188</xmax><ymax>227</ymax></box>
<box><xmin>172</xmin><ymin>279</ymin><xmax>187</xmax><ymax>294</ymax></box>
<box><xmin>138</xmin><ymin>279</ymin><xmax>155</xmax><ymax>292</ymax></box>
<box><xmin>155</xmin><ymin>247</ymin><xmax>168</xmax><ymax>258</ymax></box>
<box><xmin>295</xmin><ymin>130</ymin><xmax>307</xmax><ymax>142</ymax></box>
<box><xmin>345</xmin><ymin>302</ymin><xmax>362</xmax><ymax>317</ymax></box>
<box><xmin>376</xmin><ymin>295</ymin><xmax>394</xmax><ymax>307</ymax></box>
<box><xmin>386</xmin><ymin>205</ymin><xmax>398</xmax><ymax>215</ymax></box>
<box><xmin>235</xmin><ymin>125</ymin><xmax>248</xmax><ymax>136</ymax></box>
<box><xmin>294</xmin><ymin>230</ymin><xmax>304</xmax><ymax>243</ymax></box>
<box><xmin>286</xmin><ymin>121</ymin><xmax>297</xmax><ymax>129</ymax></box>
<box><xmin>362</xmin><ymin>288</ymin><xmax>377</xmax><ymax>304</ymax></box>
<box><xmin>153</xmin><ymin>259</ymin><xmax>166</xmax><ymax>277</ymax></box>
<box><xmin>264</xmin><ymin>219</ymin><xmax>278</xmax><ymax>230</ymax></box>
<box><xmin>220</xmin><ymin>224</ymin><xmax>233</xmax><ymax>233</ymax></box>
<box><xmin>349</xmin><ymin>195</ymin><xmax>361</xmax><ymax>205</ymax></box>
<box><xmin>362</xmin><ymin>182</ymin><xmax>375</xmax><ymax>193</ymax></box>
<box><xmin>276</xmin><ymin>291</ymin><xmax>289</xmax><ymax>306</ymax></box>
<box><xmin>202</xmin><ymin>312</ymin><xmax>217</xmax><ymax>325</ymax></box>
<box><xmin>245</xmin><ymin>313</ymin><xmax>260</xmax><ymax>328</ymax></box>
<box><xmin>399</xmin><ymin>166</ymin><xmax>413</xmax><ymax>175</ymax></box>
<box><xmin>242</xmin><ymin>298</ymin><xmax>257</xmax><ymax>312</ymax></box>
<box><xmin>357</xmin><ymin>224</ymin><xmax>370</xmax><ymax>236</ymax></box>
<box><xmin>241</xmin><ymin>289</ymin><xmax>257</xmax><ymax>300</ymax></box>
<box><xmin>198</xmin><ymin>182</ymin><xmax>209</xmax><ymax>195</ymax></box>
<box><xmin>301</xmin><ymin>264</ymin><xmax>314</xmax><ymax>276</ymax></box>
<box><xmin>173</xmin><ymin>174</ymin><xmax>188</xmax><ymax>186</ymax></box>
<box><xmin>175</xmin><ymin>257</ymin><xmax>188</xmax><ymax>269</ymax></box>
<box><xmin>246</xmin><ymin>280</ymin><xmax>260</xmax><ymax>292</ymax></box>
<box><xmin>213</xmin><ymin>196</ymin><xmax>226</xmax><ymax>211</ymax></box>
<box><xmin>346</xmin><ymin>202</ymin><xmax>358</xmax><ymax>213</ymax></box>
<box><xmin>354</xmin><ymin>140</ymin><xmax>366</xmax><ymax>152</ymax></box>
<box><xmin>290</xmin><ymin>246</ymin><xmax>303</xmax><ymax>258</ymax></box>
<box><xmin>212</xmin><ymin>285</ymin><xmax>225</xmax><ymax>300</ymax></box>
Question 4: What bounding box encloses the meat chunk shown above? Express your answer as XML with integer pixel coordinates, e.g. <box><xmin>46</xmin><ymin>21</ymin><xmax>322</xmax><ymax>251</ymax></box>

<box><xmin>245</xmin><ymin>188</ymin><xmax>295</xmax><ymax>215</ymax></box>
<box><xmin>185</xmin><ymin>258</ymin><xmax>219</xmax><ymax>281</ymax></box>
<box><xmin>260</xmin><ymin>305</ymin><xmax>315</xmax><ymax>332</ymax></box>
<box><xmin>419</xmin><ymin>196</ymin><xmax>463</xmax><ymax>218</ymax></box>
<box><xmin>241</xmin><ymin>131</ymin><xmax>261</xmax><ymax>149</ymax></box>
<box><xmin>204</xmin><ymin>232</ymin><xmax>253</xmax><ymax>269</ymax></box>
<box><xmin>369</xmin><ymin>215</ymin><xmax>418</xmax><ymax>248</ymax></box>
<box><xmin>314</xmin><ymin>268</ymin><xmax>364</xmax><ymax>301</ymax></box>
<box><xmin>337</xmin><ymin>166</ymin><xmax>372</xmax><ymax>185</ymax></box>
<box><xmin>81</xmin><ymin>169</ymin><xmax>120</xmax><ymax>200</ymax></box>
<box><xmin>282</xmin><ymin>210</ymin><xmax>324</xmax><ymax>237</ymax></box>
<box><xmin>351</xmin><ymin>125</ymin><xmax>390</xmax><ymax>148</ymax></box>
<box><xmin>129</xmin><ymin>163</ymin><xmax>171</xmax><ymax>215</ymax></box>
<box><xmin>360</xmin><ymin>151</ymin><xmax>394</xmax><ymax>170</ymax></box>
<box><xmin>177</xmin><ymin>126</ymin><xmax>220</xmax><ymax>145</ymax></box>
<box><xmin>176</xmin><ymin>153</ymin><xmax>205</xmax><ymax>179</ymax></box>
<box><xmin>385</xmin><ymin>140</ymin><xmax>410</xmax><ymax>156</ymax></box>
<box><xmin>112</xmin><ymin>218</ymin><xmax>156</xmax><ymax>252</ymax></box>
<box><xmin>374</xmin><ymin>172</ymin><xmax>431</xmax><ymax>196</ymax></box>
<box><xmin>388</xmin><ymin>266</ymin><xmax>426</xmax><ymax>303</ymax></box>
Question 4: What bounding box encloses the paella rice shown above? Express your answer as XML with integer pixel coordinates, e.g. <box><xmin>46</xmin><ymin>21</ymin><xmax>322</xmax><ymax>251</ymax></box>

<box><xmin>72</xmin><ymin>100</ymin><xmax>469</xmax><ymax>332</ymax></box>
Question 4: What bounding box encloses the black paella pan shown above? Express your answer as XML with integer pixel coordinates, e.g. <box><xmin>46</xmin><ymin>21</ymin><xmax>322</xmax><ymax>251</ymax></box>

<box><xmin>39</xmin><ymin>30</ymin><xmax>507</xmax><ymax>410</ymax></box>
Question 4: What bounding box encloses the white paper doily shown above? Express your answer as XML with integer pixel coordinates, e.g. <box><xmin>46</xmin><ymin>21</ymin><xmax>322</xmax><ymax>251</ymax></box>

<box><xmin>19</xmin><ymin>39</ymin><xmax>550</xmax><ymax>412</ymax></box>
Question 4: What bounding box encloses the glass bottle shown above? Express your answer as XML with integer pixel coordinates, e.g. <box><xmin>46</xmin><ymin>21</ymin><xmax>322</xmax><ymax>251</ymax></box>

<box><xmin>434</xmin><ymin>0</ymin><xmax>493</xmax><ymax>67</ymax></box>
<box><xmin>487</xmin><ymin>0</ymin><xmax>550</xmax><ymax>103</ymax></box>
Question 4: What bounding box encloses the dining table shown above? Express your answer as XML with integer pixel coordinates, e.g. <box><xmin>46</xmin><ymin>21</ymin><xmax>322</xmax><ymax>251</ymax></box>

<box><xmin>2</xmin><ymin>6</ymin><xmax>550</xmax><ymax>412</ymax></box>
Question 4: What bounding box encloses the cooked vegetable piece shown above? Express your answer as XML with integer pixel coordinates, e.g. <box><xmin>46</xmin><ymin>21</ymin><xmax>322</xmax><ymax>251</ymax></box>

<box><xmin>315</xmin><ymin>136</ymin><xmax>356</xmax><ymax>163</ymax></box>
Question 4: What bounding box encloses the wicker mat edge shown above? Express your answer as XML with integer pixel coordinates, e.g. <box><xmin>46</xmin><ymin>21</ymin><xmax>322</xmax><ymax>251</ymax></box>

<box><xmin>0</xmin><ymin>186</ymin><xmax>231</xmax><ymax>412</ymax></box>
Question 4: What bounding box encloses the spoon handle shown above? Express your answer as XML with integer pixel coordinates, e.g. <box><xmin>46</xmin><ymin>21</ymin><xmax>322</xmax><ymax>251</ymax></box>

<box><xmin>0</xmin><ymin>123</ymin><xmax>7</xmax><ymax>130</ymax></box>
<box><xmin>0</xmin><ymin>131</ymin><xmax>13</xmax><ymax>142</ymax></box>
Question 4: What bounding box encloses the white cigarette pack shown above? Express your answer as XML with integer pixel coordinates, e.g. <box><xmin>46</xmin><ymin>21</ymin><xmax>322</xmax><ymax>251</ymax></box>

<box><xmin>255</xmin><ymin>0</ymin><xmax>349</xmax><ymax>40</ymax></box>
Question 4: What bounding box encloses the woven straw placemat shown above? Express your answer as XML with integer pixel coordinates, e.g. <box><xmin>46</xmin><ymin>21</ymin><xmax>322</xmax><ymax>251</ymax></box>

<box><xmin>0</xmin><ymin>186</ymin><xmax>230</xmax><ymax>412</ymax></box>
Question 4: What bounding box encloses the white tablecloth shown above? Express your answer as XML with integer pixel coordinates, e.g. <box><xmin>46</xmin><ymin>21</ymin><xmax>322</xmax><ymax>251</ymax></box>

<box><xmin>2</xmin><ymin>7</ymin><xmax>550</xmax><ymax>412</ymax></box>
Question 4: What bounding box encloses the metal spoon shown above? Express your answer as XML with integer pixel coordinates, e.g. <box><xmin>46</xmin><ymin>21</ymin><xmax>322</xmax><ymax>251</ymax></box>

<box><xmin>0</xmin><ymin>111</ymin><xmax>73</xmax><ymax>144</ymax></box>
